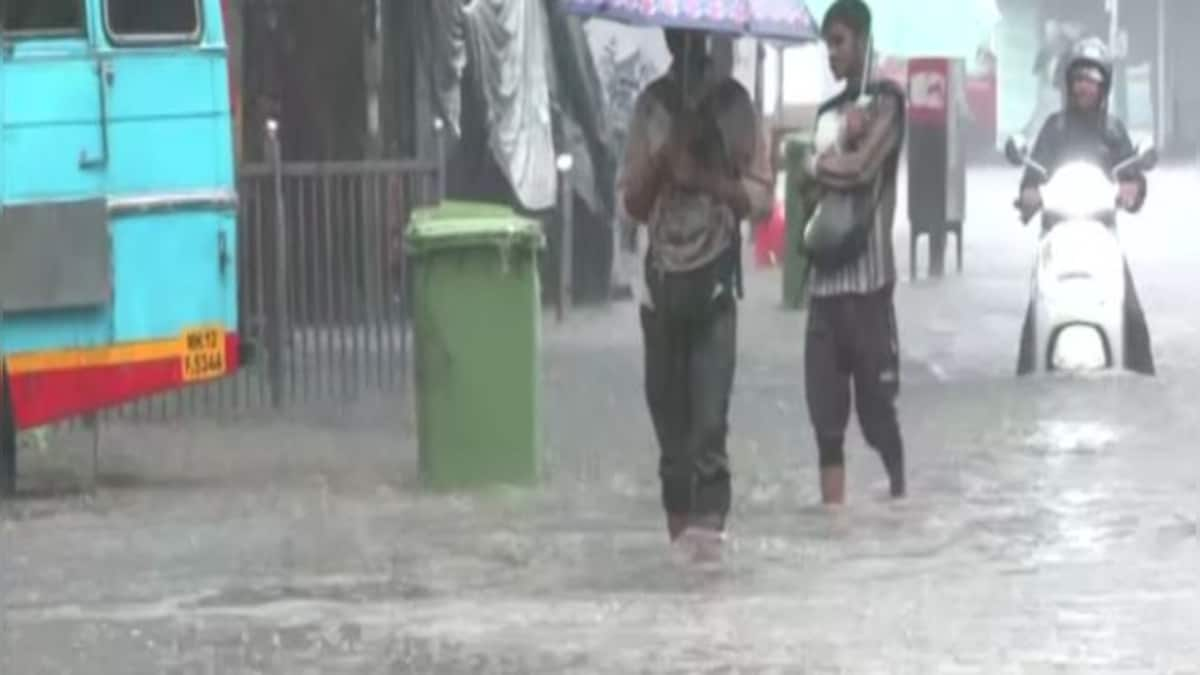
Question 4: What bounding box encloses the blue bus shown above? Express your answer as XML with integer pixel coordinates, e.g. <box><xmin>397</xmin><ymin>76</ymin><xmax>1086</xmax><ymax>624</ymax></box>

<box><xmin>0</xmin><ymin>0</ymin><xmax>238</xmax><ymax>492</ymax></box>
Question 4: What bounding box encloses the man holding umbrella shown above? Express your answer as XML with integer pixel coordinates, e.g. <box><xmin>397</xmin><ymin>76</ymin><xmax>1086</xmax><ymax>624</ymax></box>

<box><xmin>620</xmin><ymin>28</ymin><xmax>772</xmax><ymax>552</ymax></box>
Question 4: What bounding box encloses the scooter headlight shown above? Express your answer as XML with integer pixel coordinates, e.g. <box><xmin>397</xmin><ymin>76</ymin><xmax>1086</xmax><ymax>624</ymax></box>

<box><xmin>1042</xmin><ymin>163</ymin><xmax>1116</xmax><ymax>218</ymax></box>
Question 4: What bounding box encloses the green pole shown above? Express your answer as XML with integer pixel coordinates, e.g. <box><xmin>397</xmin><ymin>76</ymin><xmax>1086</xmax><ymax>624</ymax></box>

<box><xmin>782</xmin><ymin>137</ymin><xmax>816</xmax><ymax>311</ymax></box>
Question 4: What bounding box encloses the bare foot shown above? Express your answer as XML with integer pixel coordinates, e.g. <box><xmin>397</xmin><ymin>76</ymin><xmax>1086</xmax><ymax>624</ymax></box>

<box><xmin>678</xmin><ymin>527</ymin><xmax>725</xmax><ymax>564</ymax></box>
<box><xmin>820</xmin><ymin>466</ymin><xmax>846</xmax><ymax>505</ymax></box>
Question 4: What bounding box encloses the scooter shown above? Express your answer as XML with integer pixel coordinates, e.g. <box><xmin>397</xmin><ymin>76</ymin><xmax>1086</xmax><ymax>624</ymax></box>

<box><xmin>1004</xmin><ymin>134</ymin><xmax>1158</xmax><ymax>375</ymax></box>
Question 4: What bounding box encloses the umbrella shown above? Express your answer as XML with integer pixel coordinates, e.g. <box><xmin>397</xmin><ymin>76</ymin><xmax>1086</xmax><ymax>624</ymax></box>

<box><xmin>562</xmin><ymin>0</ymin><xmax>820</xmax><ymax>44</ymax></box>
<box><xmin>803</xmin><ymin>0</ymin><xmax>1000</xmax><ymax>60</ymax></box>
<box><xmin>746</xmin><ymin>0</ymin><xmax>821</xmax><ymax>44</ymax></box>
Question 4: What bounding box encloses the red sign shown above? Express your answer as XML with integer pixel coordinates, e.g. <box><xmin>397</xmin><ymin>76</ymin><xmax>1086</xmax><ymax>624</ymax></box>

<box><xmin>907</xmin><ymin>58</ymin><xmax>949</xmax><ymax>125</ymax></box>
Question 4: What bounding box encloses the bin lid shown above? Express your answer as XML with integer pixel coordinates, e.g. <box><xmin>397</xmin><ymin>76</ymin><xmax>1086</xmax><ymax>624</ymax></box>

<box><xmin>411</xmin><ymin>200</ymin><xmax>517</xmax><ymax>222</ymax></box>
<box><xmin>783</xmin><ymin>133</ymin><xmax>814</xmax><ymax>149</ymax></box>
<box><xmin>407</xmin><ymin>200</ymin><xmax>544</xmax><ymax>253</ymax></box>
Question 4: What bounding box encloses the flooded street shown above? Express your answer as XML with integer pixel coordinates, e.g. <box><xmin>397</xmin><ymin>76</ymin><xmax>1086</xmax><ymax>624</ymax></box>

<box><xmin>3</xmin><ymin>168</ymin><xmax>1200</xmax><ymax>673</ymax></box>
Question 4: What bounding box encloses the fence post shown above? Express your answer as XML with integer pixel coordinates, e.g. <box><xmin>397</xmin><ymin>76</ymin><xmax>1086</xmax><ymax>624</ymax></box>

<box><xmin>434</xmin><ymin>117</ymin><xmax>446</xmax><ymax>201</ymax></box>
<box><xmin>555</xmin><ymin>154</ymin><xmax>574</xmax><ymax>322</ymax></box>
<box><xmin>266</xmin><ymin>119</ymin><xmax>288</xmax><ymax>411</ymax></box>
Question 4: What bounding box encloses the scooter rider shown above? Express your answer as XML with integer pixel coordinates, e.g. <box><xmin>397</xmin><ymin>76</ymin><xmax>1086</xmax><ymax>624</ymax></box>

<box><xmin>1017</xmin><ymin>38</ymin><xmax>1145</xmax><ymax>223</ymax></box>
<box><xmin>1015</xmin><ymin>37</ymin><xmax>1155</xmax><ymax>375</ymax></box>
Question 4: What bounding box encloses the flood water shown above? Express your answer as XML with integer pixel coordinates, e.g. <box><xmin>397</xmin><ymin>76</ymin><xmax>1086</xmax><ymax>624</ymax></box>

<box><xmin>2</xmin><ymin>169</ymin><xmax>1199</xmax><ymax>673</ymax></box>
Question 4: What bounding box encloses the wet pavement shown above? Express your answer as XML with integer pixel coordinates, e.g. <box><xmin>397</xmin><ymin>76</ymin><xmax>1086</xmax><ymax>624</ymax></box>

<box><xmin>3</xmin><ymin>167</ymin><xmax>1200</xmax><ymax>673</ymax></box>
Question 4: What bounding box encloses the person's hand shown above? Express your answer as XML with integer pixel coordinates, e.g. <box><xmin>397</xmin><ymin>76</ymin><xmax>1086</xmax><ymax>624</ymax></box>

<box><xmin>1019</xmin><ymin>186</ymin><xmax>1042</xmax><ymax>213</ymax></box>
<box><xmin>669</xmin><ymin>149</ymin><xmax>707</xmax><ymax>190</ymax></box>
<box><xmin>654</xmin><ymin>113</ymin><xmax>699</xmax><ymax>182</ymax></box>
<box><xmin>843</xmin><ymin>107</ymin><xmax>868</xmax><ymax>143</ymax></box>
<box><xmin>1118</xmin><ymin>181</ymin><xmax>1140</xmax><ymax>210</ymax></box>
<box><xmin>661</xmin><ymin>110</ymin><xmax>700</xmax><ymax>157</ymax></box>
<box><xmin>804</xmin><ymin>148</ymin><xmax>833</xmax><ymax>179</ymax></box>
<box><xmin>663</xmin><ymin>118</ymin><xmax>716</xmax><ymax>192</ymax></box>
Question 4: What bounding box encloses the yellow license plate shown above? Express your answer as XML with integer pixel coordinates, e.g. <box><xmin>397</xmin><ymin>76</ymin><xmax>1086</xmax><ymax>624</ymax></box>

<box><xmin>181</xmin><ymin>326</ymin><xmax>227</xmax><ymax>383</ymax></box>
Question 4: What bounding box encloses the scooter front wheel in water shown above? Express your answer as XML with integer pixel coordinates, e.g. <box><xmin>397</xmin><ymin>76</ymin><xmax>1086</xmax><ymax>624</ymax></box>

<box><xmin>1016</xmin><ymin>302</ymin><xmax>1037</xmax><ymax>376</ymax></box>
<box><xmin>1122</xmin><ymin>264</ymin><xmax>1156</xmax><ymax>376</ymax></box>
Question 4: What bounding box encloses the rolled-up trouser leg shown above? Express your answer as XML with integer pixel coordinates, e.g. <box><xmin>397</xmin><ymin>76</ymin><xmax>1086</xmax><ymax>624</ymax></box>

<box><xmin>686</xmin><ymin>295</ymin><xmax>737</xmax><ymax>530</ymax></box>
<box><xmin>641</xmin><ymin>305</ymin><xmax>693</xmax><ymax>516</ymax></box>
<box><xmin>851</xmin><ymin>287</ymin><xmax>906</xmax><ymax>492</ymax></box>
<box><xmin>805</xmin><ymin>296</ymin><xmax>852</xmax><ymax>468</ymax></box>
<box><xmin>1122</xmin><ymin>262</ymin><xmax>1155</xmax><ymax>375</ymax></box>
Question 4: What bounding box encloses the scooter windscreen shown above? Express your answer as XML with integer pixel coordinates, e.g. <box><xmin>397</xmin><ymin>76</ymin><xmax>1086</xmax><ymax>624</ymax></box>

<box><xmin>1041</xmin><ymin>162</ymin><xmax>1117</xmax><ymax>219</ymax></box>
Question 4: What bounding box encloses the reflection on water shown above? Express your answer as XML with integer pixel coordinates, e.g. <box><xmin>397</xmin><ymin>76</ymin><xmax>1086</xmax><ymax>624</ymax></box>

<box><xmin>5</xmin><ymin>432</ymin><xmax>1198</xmax><ymax>675</ymax></box>
<box><xmin>3</xmin><ymin>317</ymin><xmax>1200</xmax><ymax>671</ymax></box>
<box><xmin>1026</xmin><ymin>419</ymin><xmax>1121</xmax><ymax>456</ymax></box>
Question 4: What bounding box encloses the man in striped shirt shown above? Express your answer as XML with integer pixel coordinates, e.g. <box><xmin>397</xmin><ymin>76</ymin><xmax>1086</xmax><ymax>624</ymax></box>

<box><xmin>799</xmin><ymin>0</ymin><xmax>906</xmax><ymax>504</ymax></box>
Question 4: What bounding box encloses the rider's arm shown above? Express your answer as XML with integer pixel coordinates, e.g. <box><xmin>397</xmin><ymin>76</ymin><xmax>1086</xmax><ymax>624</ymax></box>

<box><xmin>1108</xmin><ymin>119</ymin><xmax>1148</xmax><ymax>213</ymax></box>
<box><xmin>1016</xmin><ymin>119</ymin><xmax>1056</xmax><ymax>223</ymax></box>
<box><xmin>1125</xmin><ymin>174</ymin><xmax>1148</xmax><ymax>213</ymax></box>
<box><xmin>1020</xmin><ymin>115</ymin><xmax>1059</xmax><ymax>190</ymax></box>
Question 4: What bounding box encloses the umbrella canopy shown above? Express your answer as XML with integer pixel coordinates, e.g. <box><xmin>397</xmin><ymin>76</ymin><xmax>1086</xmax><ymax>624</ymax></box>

<box><xmin>562</xmin><ymin>0</ymin><xmax>820</xmax><ymax>44</ymax></box>
<box><xmin>804</xmin><ymin>0</ymin><xmax>1000</xmax><ymax>60</ymax></box>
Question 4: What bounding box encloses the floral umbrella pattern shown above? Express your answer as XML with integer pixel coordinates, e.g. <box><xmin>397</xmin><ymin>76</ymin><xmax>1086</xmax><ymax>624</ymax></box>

<box><xmin>563</xmin><ymin>0</ymin><xmax>819</xmax><ymax>43</ymax></box>
<box><xmin>746</xmin><ymin>0</ymin><xmax>818</xmax><ymax>42</ymax></box>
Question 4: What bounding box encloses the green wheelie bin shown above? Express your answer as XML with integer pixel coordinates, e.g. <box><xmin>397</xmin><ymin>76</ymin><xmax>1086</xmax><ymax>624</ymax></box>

<box><xmin>407</xmin><ymin>201</ymin><xmax>544</xmax><ymax>490</ymax></box>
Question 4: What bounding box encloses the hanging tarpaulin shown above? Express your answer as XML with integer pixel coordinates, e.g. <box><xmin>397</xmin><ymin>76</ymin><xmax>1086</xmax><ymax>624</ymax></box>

<box><xmin>414</xmin><ymin>0</ymin><xmax>469</xmax><ymax>140</ymax></box>
<box><xmin>804</xmin><ymin>0</ymin><xmax>1000</xmax><ymax>60</ymax></box>
<box><xmin>464</xmin><ymin>0</ymin><xmax>559</xmax><ymax>212</ymax></box>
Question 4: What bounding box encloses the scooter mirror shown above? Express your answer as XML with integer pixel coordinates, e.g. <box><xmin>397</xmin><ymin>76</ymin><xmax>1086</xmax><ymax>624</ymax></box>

<box><xmin>1004</xmin><ymin>135</ymin><xmax>1028</xmax><ymax>167</ymax></box>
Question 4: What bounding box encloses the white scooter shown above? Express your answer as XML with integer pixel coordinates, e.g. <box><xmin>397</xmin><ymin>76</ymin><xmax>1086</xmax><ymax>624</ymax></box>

<box><xmin>1004</xmin><ymin>134</ymin><xmax>1158</xmax><ymax>375</ymax></box>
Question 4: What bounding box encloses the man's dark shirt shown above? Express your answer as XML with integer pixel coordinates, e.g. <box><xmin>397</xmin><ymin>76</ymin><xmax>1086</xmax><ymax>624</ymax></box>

<box><xmin>1021</xmin><ymin>110</ymin><xmax>1147</xmax><ymax>213</ymax></box>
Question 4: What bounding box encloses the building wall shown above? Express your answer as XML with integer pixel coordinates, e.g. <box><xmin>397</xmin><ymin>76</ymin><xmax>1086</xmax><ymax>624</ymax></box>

<box><xmin>1002</xmin><ymin>0</ymin><xmax>1196</xmax><ymax>153</ymax></box>
<box><xmin>234</xmin><ymin>0</ymin><xmax>370</xmax><ymax>162</ymax></box>
<box><xmin>1162</xmin><ymin>0</ymin><xmax>1200</xmax><ymax>152</ymax></box>
<box><xmin>385</xmin><ymin>0</ymin><xmax>429</xmax><ymax>160</ymax></box>
<box><xmin>994</xmin><ymin>0</ymin><xmax>1042</xmax><ymax>145</ymax></box>
<box><xmin>226</xmin><ymin>0</ymin><xmax>432</xmax><ymax>162</ymax></box>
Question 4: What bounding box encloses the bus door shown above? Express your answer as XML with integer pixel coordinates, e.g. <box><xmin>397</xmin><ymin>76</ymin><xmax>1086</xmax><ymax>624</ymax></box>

<box><xmin>99</xmin><ymin>0</ymin><xmax>237</xmax><ymax>377</ymax></box>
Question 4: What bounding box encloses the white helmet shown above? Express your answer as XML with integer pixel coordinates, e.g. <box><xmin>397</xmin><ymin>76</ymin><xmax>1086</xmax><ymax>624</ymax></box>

<box><xmin>1063</xmin><ymin>37</ymin><xmax>1113</xmax><ymax>94</ymax></box>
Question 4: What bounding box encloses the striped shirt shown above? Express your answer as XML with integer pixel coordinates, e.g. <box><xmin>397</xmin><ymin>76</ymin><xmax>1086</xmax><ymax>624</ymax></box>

<box><xmin>805</xmin><ymin>82</ymin><xmax>904</xmax><ymax>297</ymax></box>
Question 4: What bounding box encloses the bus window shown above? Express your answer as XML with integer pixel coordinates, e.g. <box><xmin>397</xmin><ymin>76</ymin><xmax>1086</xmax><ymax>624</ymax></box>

<box><xmin>1</xmin><ymin>0</ymin><xmax>84</xmax><ymax>36</ymax></box>
<box><xmin>105</xmin><ymin>0</ymin><xmax>201</xmax><ymax>43</ymax></box>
